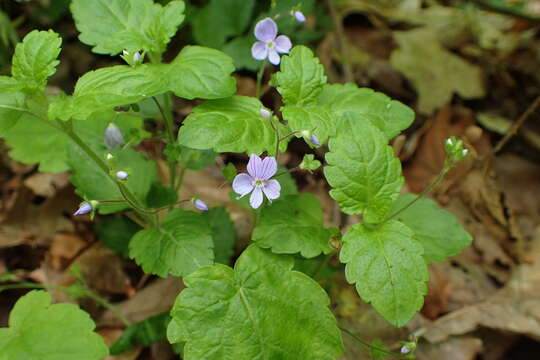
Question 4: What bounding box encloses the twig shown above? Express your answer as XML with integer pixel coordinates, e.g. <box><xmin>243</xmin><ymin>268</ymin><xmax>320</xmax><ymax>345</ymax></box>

<box><xmin>492</xmin><ymin>95</ymin><xmax>540</xmax><ymax>154</ymax></box>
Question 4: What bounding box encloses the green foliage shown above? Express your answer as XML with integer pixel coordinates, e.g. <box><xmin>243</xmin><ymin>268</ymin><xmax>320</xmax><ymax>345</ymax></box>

<box><xmin>71</xmin><ymin>0</ymin><xmax>185</xmax><ymax>55</ymax></box>
<box><xmin>390</xmin><ymin>29</ymin><xmax>485</xmax><ymax>114</ymax></box>
<box><xmin>222</xmin><ymin>36</ymin><xmax>259</xmax><ymax>71</ymax></box>
<box><xmin>222</xmin><ymin>162</ymin><xmax>237</xmax><ymax>182</ymax></box>
<box><xmin>390</xmin><ymin>194</ymin><xmax>473</xmax><ymax>263</ymax></box>
<box><xmin>129</xmin><ymin>209</ymin><xmax>214</xmax><ymax>277</ymax></box>
<box><xmin>324</xmin><ymin>114</ymin><xmax>403</xmax><ymax>223</ymax></box>
<box><xmin>11</xmin><ymin>30</ymin><xmax>61</xmax><ymax>91</ymax></box>
<box><xmin>110</xmin><ymin>312</ymin><xmax>170</xmax><ymax>355</ymax></box>
<box><xmin>281</xmin><ymin>105</ymin><xmax>335</xmax><ymax>144</ymax></box>
<box><xmin>340</xmin><ymin>221</ymin><xmax>428</xmax><ymax>327</ymax></box>
<box><xmin>318</xmin><ymin>83</ymin><xmax>415</xmax><ymax>140</ymax></box>
<box><xmin>167</xmin><ymin>245</ymin><xmax>344</xmax><ymax>360</ymax></box>
<box><xmin>94</xmin><ymin>216</ymin><xmax>141</xmax><ymax>258</ymax></box>
<box><xmin>146</xmin><ymin>181</ymin><xmax>179</xmax><ymax>208</ymax></box>
<box><xmin>178</xmin><ymin>96</ymin><xmax>283</xmax><ymax>155</ymax></box>
<box><xmin>299</xmin><ymin>154</ymin><xmax>321</xmax><ymax>172</ymax></box>
<box><xmin>0</xmin><ymin>92</ymin><xmax>26</xmax><ymax>136</ymax></box>
<box><xmin>0</xmin><ymin>291</ymin><xmax>108</xmax><ymax>360</ymax></box>
<box><xmin>252</xmin><ymin>194</ymin><xmax>336</xmax><ymax>258</ymax></box>
<box><xmin>272</xmin><ymin>46</ymin><xmax>327</xmax><ymax>106</ymax></box>
<box><xmin>191</xmin><ymin>0</ymin><xmax>255</xmax><ymax>48</ymax></box>
<box><xmin>69</xmin><ymin>147</ymin><xmax>157</xmax><ymax>214</ymax></box>
<box><xmin>202</xmin><ymin>206</ymin><xmax>236</xmax><ymax>264</ymax></box>
<box><xmin>178</xmin><ymin>145</ymin><xmax>217</xmax><ymax>170</ymax></box>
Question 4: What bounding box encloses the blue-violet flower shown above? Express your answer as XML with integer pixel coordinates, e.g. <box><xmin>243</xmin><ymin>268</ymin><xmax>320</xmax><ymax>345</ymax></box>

<box><xmin>251</xmin><ymin>18</ymin><xmax>292</xmax><ymax>65</ymax></box>
<box><xmin>232</xmin><ymin>154</ymin><xmax>281</xmax><ymax>209</ymax></box>
<box><xmin>194</xmin><ymin>199</ymin><xmax>209</xmax><ymax>211</ymax></box>
<box><xmin>73</xmin><ymin>202</ymin><xmax>92</xmax><ymax>216</ymax></box>
<box><xmin>311</xmin><ymin>134</ymin><xmax>320</xmax><ymax>146</ymax></box>
<box><xmin>116</xmin><ymin>171</ymin><xmax>129</xmax><ymax>180</ymax></box>
<box><xmin>293</xmin><ymin>11</ymin><xmax>306</xmax><ymax>23</ymax></box>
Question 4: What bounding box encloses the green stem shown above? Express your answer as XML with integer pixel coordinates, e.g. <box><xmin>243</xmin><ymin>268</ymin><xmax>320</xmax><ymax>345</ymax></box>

<box><xmin>152</xmin><ymin>95</ymin><xmax>177</xmax><ymax>188</ymax></box>
<box><xmin>310</xmin><ymin>253</ymin><xmax>333</xmax><ymax>279</ymax></box>
<box><xmin>384</xmin><ymin>163</ymin><xmax>449</xmax><ymax>223</ymax></box>
<box><xmin>256</xmin><ymin>59</ymin><xmax>267</xmax><ymax>99</ymax></box>
<box><xmin>339</xmin><ymin>326</ymin><xmax>403</xmax><ymax>357</ymax></box>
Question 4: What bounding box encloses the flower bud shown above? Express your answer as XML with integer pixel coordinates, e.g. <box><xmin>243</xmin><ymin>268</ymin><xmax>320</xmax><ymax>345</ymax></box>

<box><xmin>293</xmin><ymin>11</ymin><xmax>306</xmax><ymax>23</ymax></box>
<box><xmin>73</xmin><ymin>201</ymin><xmax>93</xmax><ymax>216</ymax></box>
<box><xmin>311</xmin><ymin>134</ymin><xmax>320</xmax><ymax>147</ymax></box>
<box><xmin>259</xmin><ymin>108</ymin><xmax>272</xmax><ymax>119</ymax></box>
<box><xmin>194</xmin><ymin>199</ymin><xmax>209</xmax><ymax>211</ymax></box>
<box><xmin>104</xmin><ymin>123</ymin><xmax>124</xmax><ymax>149</ymax></box>
<box><xmin>116</xmin><ymin>171</ymin><xmax>129</xmax><ymax>180</ymax></box>
<box><xmin>132</xmin><ymin>51</ymin><xmax>142</xmax><ymax>64</ymax></box>
<box><xmin>400</xmin><ymin>345</ymin><xmax>411</xmax><ymax>354</ymax></box>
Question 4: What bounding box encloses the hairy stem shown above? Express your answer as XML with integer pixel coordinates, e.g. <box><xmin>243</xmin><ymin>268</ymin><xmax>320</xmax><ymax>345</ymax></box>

<box><xmin>256</xmin><ymin>59</ymin><xmax>268</xmax><ymax>99</ymax></box>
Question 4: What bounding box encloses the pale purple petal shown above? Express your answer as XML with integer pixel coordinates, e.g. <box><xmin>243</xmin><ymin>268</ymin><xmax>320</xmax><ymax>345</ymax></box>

<box><xmin>73</xmin><ymin>202</ymin><xmax>92</xmax><ymax>216</ymax></box>
<box><xmin>250</xmin><ymin>187</ymin><xmax>264</xmax><ymax>209</ymax></box>
<box><xmin>232</xmin><ymin>173</ymin><xmax>254</xmax><ymax>197</ymax></box>
<box><xmin>311</xmin><ymin>134</ymin><xmax>320</xmax><ymax>146</ymax></box>
<box><xmin>259</xmin><ymin>157</ymin><xmax>277</xmax><ymax>180</ymax></box>
<box><xmin>274</xmin><ymin>35</ymin><xmax>292</xmax><ymax>54</ymax></box>
<box><xmin>294</xmin><ymin>11</ymin><xmax>306</xmax><ymax>23</ymax></box>
<box><xmin>247</xmin><ymin>154</ymin><xmax>263</xmax><ymax>178</ymax></box>
<box><xmin>194</xmin><ymin>199</ymin><xmax>209</xmax><ymax>211</ymax></box>
<box><xmin>251</xmin><ymin>41</ymin><xmax>268</xmax><ymax>61</ymax></box>
<box><xmin>254</xmin><ymin>17</ymin><xmax>277</xmax><ymax>42</ymax></box>
<box><xmin>263</xmin><ymin>179</ymin><xmax>281</xmax><ymax>201</ymax></box>
<box><xmin>268</xmin><ymin>49</ymin><xmax>280</xmax><ymax>65</ymax></box>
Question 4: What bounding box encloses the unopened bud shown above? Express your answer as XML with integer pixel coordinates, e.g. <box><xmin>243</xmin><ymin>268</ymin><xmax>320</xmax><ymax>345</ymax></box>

<box><xmin>311</xmin><ymin>134</ymin><xmax>320</xmax><ymax>147</ymax></box>
<box><xmin>133</xmin><ymin>51</ymin><xmax>142</xmax><ymax>64</ymax></box>
<box><xmin>293</xmin><ymin>10</ymin><xmax>306</xmax><ymax>23</ymax></box>
<box><xmin>259</xmin><ymin>108</ymin><xmax>272</xmax><ymax>119</ymax></box>
<box><xmin>401</xmin><ymin>345</ymin><xmax>411</xmax><ymax>354</ymax></box>
<box><xmin>104</xmin><ymin>123</ymin><xmax>124</xmax><ymax>149</ymax></box>
<box><xmin>194</xmin><ymin>198</ymin><xmax>209</xmax><ymax>211</ymax></box>
<box><xmin>73</xmin><ymin>200</ymin><xmax>98</xmax><ymax>216</ymax></box>
<box><xmin>116</xmin><ymin>171</ymin><xmax>129</xmax><ymax>180</ymax></box>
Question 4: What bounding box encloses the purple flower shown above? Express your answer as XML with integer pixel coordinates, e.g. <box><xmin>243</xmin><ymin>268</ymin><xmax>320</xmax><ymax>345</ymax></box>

<box><xmin>194</xmin><ymin>199</ymin><xmax>209</xmax><ymax>211</ymax></box>
<box><xmin>73</xmin><ymin>202</ymin><xmax>92</xmax><ymax>216</ymax></box>
<box><xmin>400</xmin><ymin>346</ymin><xmax>411</xmax><ymax>354</ymax></box>
<box><xmin>104</xmin><ymin>123</ymin><xmax>124</xmax><ymax>149</ymax></box>
<box><xmin>251</xmin><ymin>18</ymin><xmax>292</xmax><ymax>65</ymax></box>
<box><xmin>293</xmin><ymin>11</ymin><xmax>306</xmax><ymax>23</ymax></box>
<box><xmin>259</xmin><ymin>108</ymin><xmax>272</xmax><ymax>119</ymax></box>
<box><xmin>311</xmin><ymin>134</ymin><xmax>320</xmax><ymax>146</ymax></box>
<box><xmin>116</xmin><ymin>171</ymin><xmax>129</xmax><ymax>180</ymax></box>
<box><xmin>232</xmin><ymin>154</ymin><xmax>281</xmax><ymax>209</ymax></box>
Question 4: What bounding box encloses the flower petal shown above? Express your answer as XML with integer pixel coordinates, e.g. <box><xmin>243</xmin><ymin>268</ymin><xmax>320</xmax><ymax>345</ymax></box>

<box><xmin>274</xmin><ymin>35</ymin><xmax>292</xmax><ymax>54</ymax></box>
<box><xmin>263</xmin><ymin>179</ymin><xmax>281</xmax><ymax>201</ymax></box>
<box><xmin>259</xmin><ymin>157</ymin><xmax>277</xmax><ymax>180</ymax></box>
<box><xmin>254</xmin><ymin>17</ymin><xmax>277</xmax><ymax>42</ymax></box>
<box><xmin>247</xmin><ymin>154</ymin><xmax>263</xmax><ymax>178</ymax></box>
<box><xmin>250</xmin><ymin>187</ymin><xmax>264</xmax><ymax>209</ymax></box>
<box><xmin>251</xmin><ymin>41</ymin><xmax>268</xmax><ymax>61</ymax></box>
<box><xmin>268</xmin><ymin>49</ymin><xmax>280</xmax><ymax>65</ymax></box>
<box><xmin>232</xmin><ymin>173</ymin><xmax>254</xmax><ymax>196</ymax></box>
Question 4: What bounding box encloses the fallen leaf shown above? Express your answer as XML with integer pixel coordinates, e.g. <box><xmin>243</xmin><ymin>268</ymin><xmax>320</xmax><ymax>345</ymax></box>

<box><xmin>416</xmin><ymin>336</ymin><xmax>482</xmax><ymax>360</ymax></box>
<box><xmin>23</xmin><ymin>172</ymin><xmax>69</xmax><ymax>197</ymax></box>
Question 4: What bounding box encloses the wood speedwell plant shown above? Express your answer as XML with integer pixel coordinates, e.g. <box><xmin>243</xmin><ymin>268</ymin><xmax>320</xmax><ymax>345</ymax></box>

<box><xmin>0</xmin><ymin>1</ymin><xmax>472</xmax><ymax>359</ymax></box>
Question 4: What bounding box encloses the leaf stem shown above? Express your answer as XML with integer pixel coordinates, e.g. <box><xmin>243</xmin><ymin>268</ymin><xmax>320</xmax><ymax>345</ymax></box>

<box><xmin>339</xmin><ymin>326</ymin><xmax>403</xmax><ymax>358</ymax></box>
<box><xmin>152</xmin><ymin>95</ymin><xmax>177</xmax><ymax>188</ymax></box>
<box><xmin>256</xmin><ymin>59</ymin><xmax>267</xmax><ymax>99</ymax></box>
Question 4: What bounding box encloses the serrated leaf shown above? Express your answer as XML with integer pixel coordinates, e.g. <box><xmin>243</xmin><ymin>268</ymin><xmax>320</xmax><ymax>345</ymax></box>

<box><xmin>191</xmin><ymin>0</ymin><xmax>255</xmax><ymax>48</ymax></box>
<box><xmin>202</xmin><ymin>207</ymin><xmax>236</xmax><ymax>264</ymax></box>
<box><xmin>110</xmin><ymin>312</ymin><xmax>170</xmax><ymax>355</ymax></box>
<box><xmin>0</xmin><ymin>290</ymin><xmax>108</xmax><ymax>360</ymax></box>
<box><xmin>167</xmin><ymin>245</ymin><xmax>344</xmax><ymax>359</ymax></box>
<box><xmin>146</xmin><ymin>181</ymin><xmax>179</xmax><ymax>208</ymax></box>
<box><xmin>318</xmin><ymin>83</ymin><xmax>415</xmax><ymax>139</ymax></box>
<box><xmin>0</xmin><ymin>92</ymin><xmax>29</xmax><ymax>136</ymax></box>
<box><xmin>69</xmin><ymin>147</ymin><xmax>157</xmax><ymax>214</ymax></box>
<box><xmin>178</xmin><ymin>96</ymin><xmax>282</xmax><ymax>155</ymax></box>
<box><xmin>94</xmin><ymin>216</ymin><xmax>141</xmax><ymax>258</ymax></box>
<box><xmin>340</xmin><ymin>221</ymin><xmax>428</xmax><ymax>327</ymax></box>
<box><xmin>253</xmin><ymin>194</ymin><xmax>335</xmax><ymax>258</ymax></box>
<box><xmin>167</xmin><ymin>46</ymin><xmax>236</xmax><ymax>100</ymax></box>
<box><xmin>281</xmin><ymin>105</ymin><xmax>335</xmax><ymax>144</ymax></box>
<box><xmin>71</xmin><ymin>0</ymin><xmax>185</xmax><ymax>55</ymax></box>
<box><xmin>11</xmin><ymin>30</ymin><xmax>61</xmax><ymax>91</ymax></box>
<box><xmin>272</xmin><ymin>45</ymin><xmax>327</xmax><ymax>106</ymax></box>
<box><xmin>300</xmin><ymin>154</ymin><xmax>321</xmax><ymax>172</ymax></box>
<box><xmin>129</xmin><ymin>209</ymin><xmax>213</xmax><ymax>277</ymax></box>
<box><xmin>324</xmin><ymin>115</ymin><xmax>403</xmax><ymax>223</ymax></box>
<box><xmin>390</xmin><ymin>29</ymin><xmax>485</xmax><ymax>114</ymax></box>
<box><xmin>390</xmin><ymin>194</ymin><xmax>473</xmax><ymax>263</ymax></box>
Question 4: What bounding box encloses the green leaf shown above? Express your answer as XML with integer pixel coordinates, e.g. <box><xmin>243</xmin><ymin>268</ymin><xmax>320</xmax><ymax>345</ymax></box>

<box><xmin>272</xmin><ymin>45</ymin><xmax>327</xmax><ymax>106</ymax></box>
<box><xmin>178</xmin><ymin>96</ymin><xmax>282</xmax><ymax>155</ymax></box>
<box><xmin>71</xmin><ymin>0</ymin><xmax>185</xmax><ymax>55</ymax></box>
<box><xmin>129</xmin><ymin>209</ymin><xmax>213</xmax><ymax>277</ymax></box>
<box><xmin>319</xmin><ymin>83</ymin><xmax>415</xmax><ymax>139</ymax></box>
<box><xmin>167</xmin><ymin>245</ymin><xmax>344</xmax><ymax>359</ymax></box>
<box><xmin>191</xmin><ymin>0</ymin><xmax>255</xmax><ymax>48</ymax></box>
<box><xmin>110</xmin><ymin>312</ymin><xmax>170</xmax><ymax>355</ymax></box>
<box><xmin>0</xmin><ymin>92</ymin><xmax>29</xmax><ymax>136</ymax></box>
<box><xmin>94</xmin><ymin>216</ymin><xmax>141</xmax><ymax>258</ymax></box>
<box><xmin>202</xmin><ymin>207</ymin><xmax>236</xmax><ymax>264</ymax></box>
<box><xmin>390</xmin><ymin>29</ymin><xmax>485</xmax><ymax>114</ymax></box>
<box><xmin>0</xmin><ymin>290</ymin><xmax>108</xmax><ymax>360</ymax></box>
<box><xmin>146</xmin><ymin>181</ymin><xmax>179</xmax><ymax>208</ymax></box>
<box><xmin>390</xmin><ymin>194</ymin><xmax>473</xmax><ymax>263</ymax></box>
<box><xmin>11</xmin><ymin>30</ymin><xmax>61</xmax><ymax>91</ymax></box>
<box><xmin>69</xmin><ymin>147</ymin><xmax>157</xmax><ymax>214</ymax></box>
<box><xmin>222</xmin><ymin>36</ymin><xmax>259</xmax><ymax>71</ymax></box>
<box><xmin>222</xmin><ymin>162</ymin><xmax>237</xmax><ymax>182</ymax></box>
<box><xmin>178</xmin><ymin>145</ymin><xmax>217</xmax><ymax>170</ymax></box>
<box><xmin>167</xmin><ymin>46</ymin><xmax>236</xmax><ymax>100</ymax></box>
<box><xmin>299</xmin><ymin>154</ymin><xmax>321</xmax><ymax>172</ymax></box>
<box><xmin>324</xmin><ymin>115</ymin><xmax>403</xmax><ymax>223</ymax></box>
<box><xmin>253</xmin><ymin>194</ymin><xmax>335</xmax><ymax>258</ymax></box>
<box><xmin>281</xmin><ymin>105</ymin><xmax>335</xmax><ymax>144</ymax></box>
<box><xmin>340</xmin><ymin>220</ymin><xmax>428</xmax><ymax>327</ymax></box>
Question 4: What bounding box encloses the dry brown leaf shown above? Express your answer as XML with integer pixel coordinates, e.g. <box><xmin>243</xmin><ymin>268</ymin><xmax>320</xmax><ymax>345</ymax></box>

<box><xmin>416</xmin><ymin>336</ymin><xmax>483</xmax><ymax>360</ymax></box>
<box><xmin>23</xmin><ymin>172</ymin><xmax>69</xmax><ymax>197</ymax></box>
<box><xmin>48</xmin><ymin>233</ymin><xmax>87</xmax><ymax>270</ymax></box>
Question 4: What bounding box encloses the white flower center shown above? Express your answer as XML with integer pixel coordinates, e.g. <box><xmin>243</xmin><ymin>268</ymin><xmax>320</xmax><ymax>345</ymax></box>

<box><xmin>253</xmin><ymin>179</ymin><xmax>265</xmax><ymax>187</ymax></box>
<box><xmin>266</xmin><ymin>41</ymin><xmax>275</xmax><ymax>49</ymax></box>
